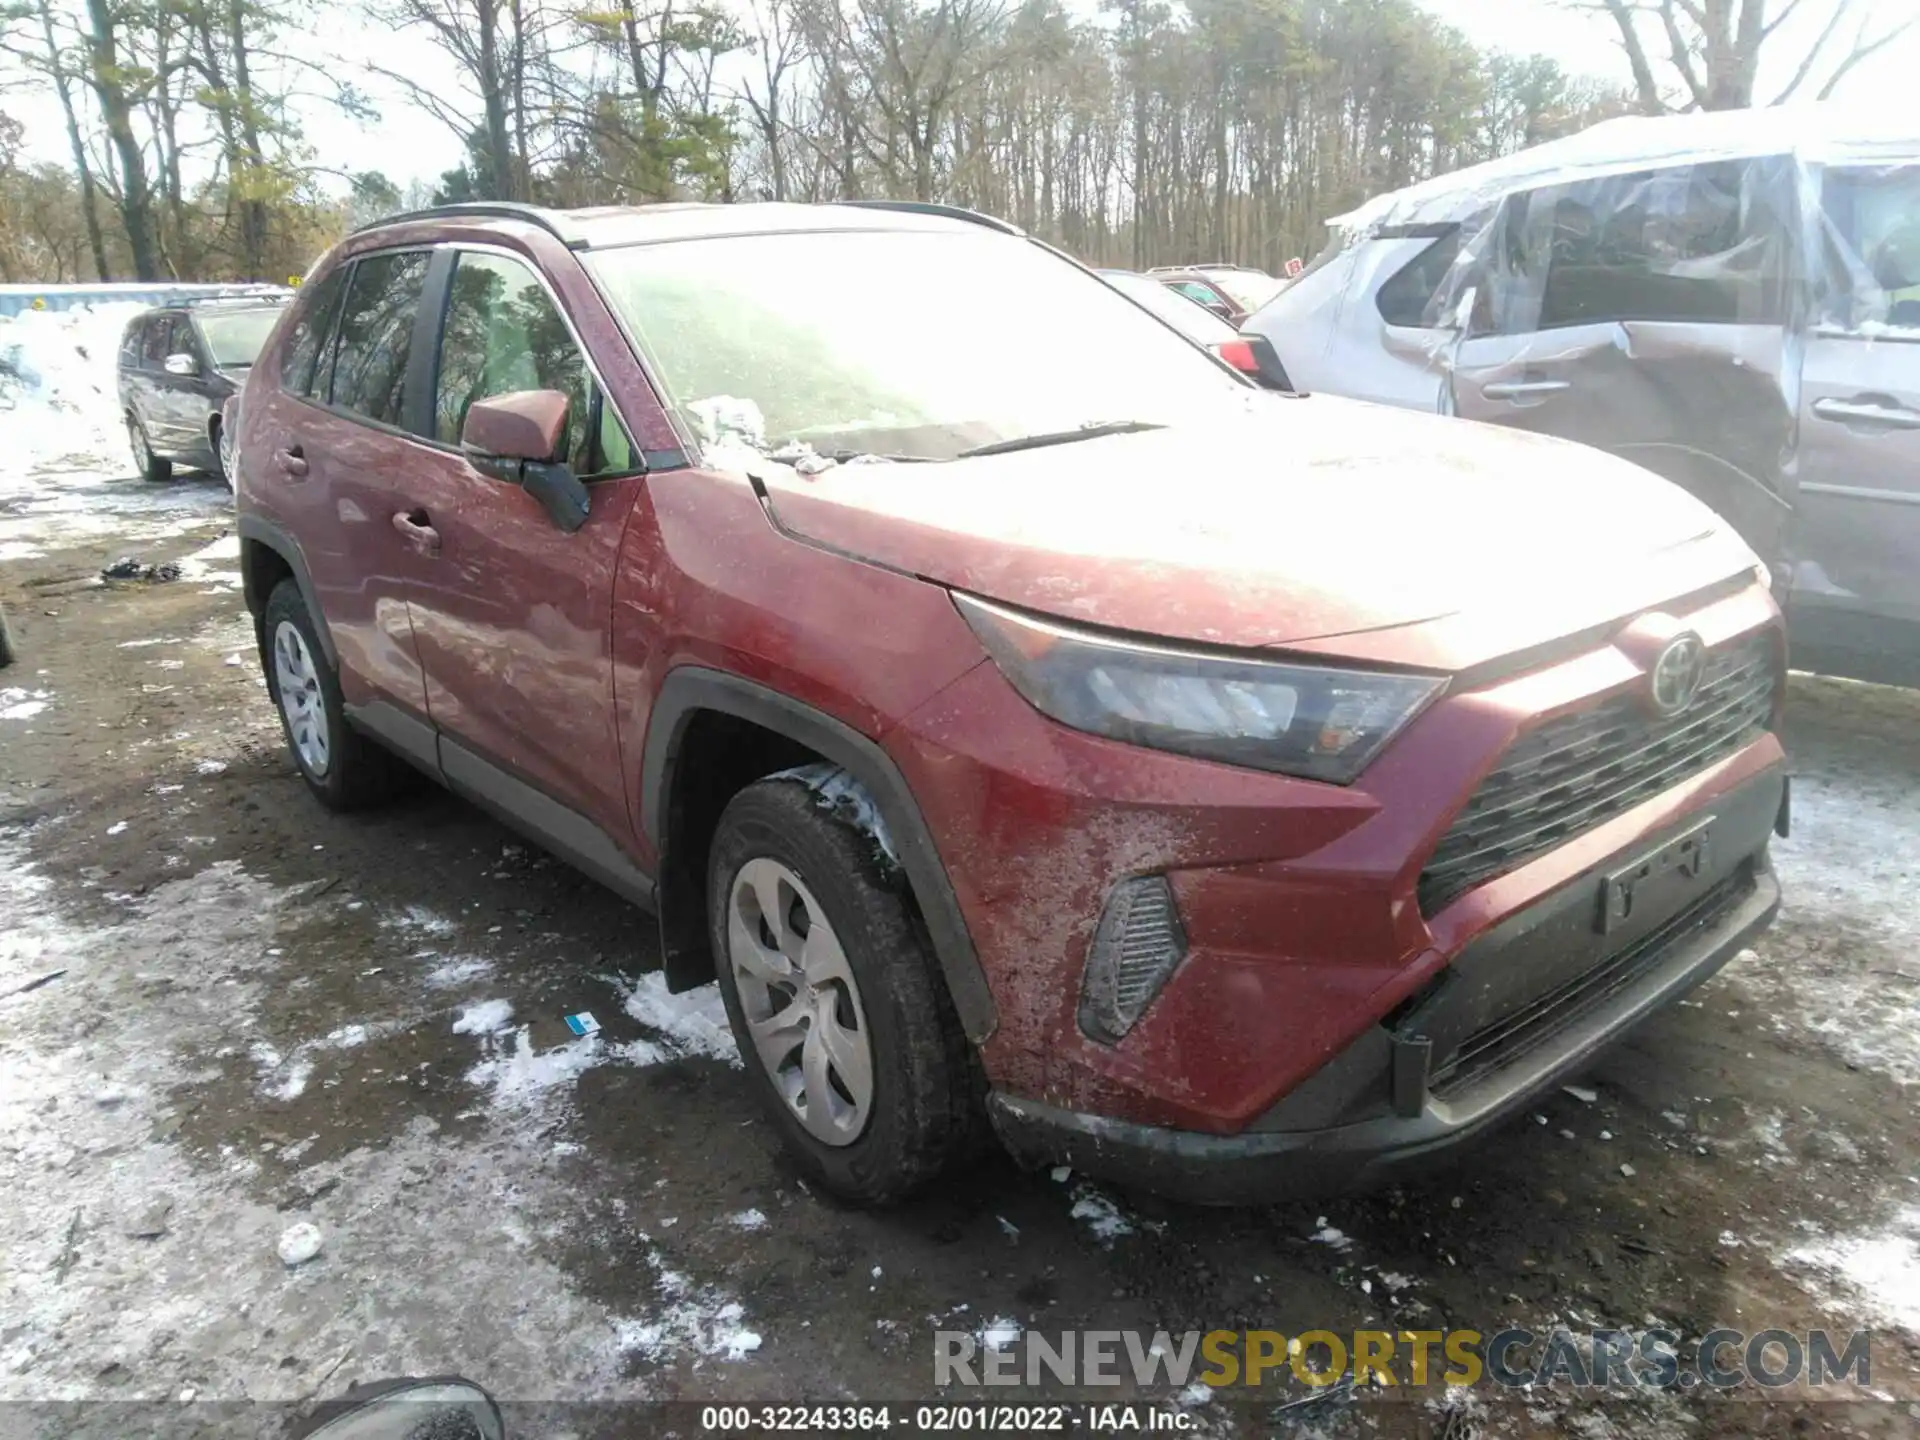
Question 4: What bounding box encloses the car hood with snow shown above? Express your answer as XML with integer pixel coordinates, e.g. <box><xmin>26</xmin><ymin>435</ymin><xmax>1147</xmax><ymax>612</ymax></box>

<box><xmin>754</xmin><ymin>396</ymin><xmax>1761</xmax><ymax>673</ymax></box>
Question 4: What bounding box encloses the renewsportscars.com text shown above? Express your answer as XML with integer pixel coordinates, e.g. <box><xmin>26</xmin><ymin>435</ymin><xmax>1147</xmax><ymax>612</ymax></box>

<box><xmin>935</xmin><ymin>1326</ymin><xmax>1874</xmax><ymax>1392</ymax></box>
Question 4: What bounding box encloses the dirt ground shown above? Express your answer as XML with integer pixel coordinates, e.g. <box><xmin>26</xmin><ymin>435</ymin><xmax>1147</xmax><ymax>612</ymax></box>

<box><xmin>3</xmin><ymin>453</ymin><xmax>1920</xmax><ymax>1440</ymax></box>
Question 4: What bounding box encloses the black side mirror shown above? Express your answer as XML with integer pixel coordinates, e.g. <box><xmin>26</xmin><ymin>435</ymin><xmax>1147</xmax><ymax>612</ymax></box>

<box><xmin>522</xmin><ymin>459</ymin><xmax>590</xmax><ymax>533</ymax></box>
<box><xmin>287</xmin><ymin>1378</ymin><xmax>504</xmax><ymax>1440</ymax></box>
<box><xmin>459</xmin><ymin>389</ymin><xmax>591</xmax><ymax>534</ymax></box>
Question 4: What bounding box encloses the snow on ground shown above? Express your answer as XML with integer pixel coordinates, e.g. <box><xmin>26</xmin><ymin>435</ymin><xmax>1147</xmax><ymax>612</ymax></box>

<box><xmin>1783</xmin><ymin>1206</ymin><xmax>1920</xmax><ymax>1338</ymax></box>
<box><xmin>0</xmin><ymin>302</ymin><xmax>142</xmax><ymax>471</ymax></box>
<box><xmin>0</xmin><ymin>300</ymin><xmax>231</xmax><ymax>563</ymax></box>
<box><xmin>0</xmin><ymin>819</ymin><xmax>764</xmax><ymax>1400</ymax></box>
<box><xmin>1724</xmin><ymin>704</ymin><xmax>1920</xmax><ymax>1087</ymax></box>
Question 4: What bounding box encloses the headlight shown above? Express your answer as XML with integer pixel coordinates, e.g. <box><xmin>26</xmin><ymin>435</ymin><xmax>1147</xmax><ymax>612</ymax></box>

<box><xmin>956</xmin><ymin>594</ymin><xmax>1446</xmax><ymax>784</ymax></box>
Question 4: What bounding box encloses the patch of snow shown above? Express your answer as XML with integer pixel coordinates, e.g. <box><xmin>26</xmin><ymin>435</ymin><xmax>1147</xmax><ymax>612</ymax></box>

<box><xmin>617</xmin><ymin>971</ymin><xmax>737</xmax><ymax>1063</ymax></box>
<box><xmin>0</xmin><ymin>688</ymin><xmax>52</xmax><ymax>721</ymax></box>
<box><xmin>614</xmin><ymin>1263</ymin><xmax>760</xmax><ymax>1363</ymax></box>
<box><xmin>981</xmin><ymin>1316</ymin><xmax>1022</xmax><ymax>1350</ymax></box>
<box><xmin>1311</xmin><ymin>1220</ymin><xmax>1354</xmax><ymax>1252</ymax></box>
<box><xmin>769</xmin><ymin>762</ymin><xmax>900</xmax><ymax>869</ymax></box>
<box><xmin>1783</xmin><ymin>1206</ymin><xmax>1920</xmax><ymax>1335</ymax></box>
<box><xmin>451</xmin><ymin>999</ymin><xmax>514</xmax><ymax>1037</ymax></box>
<box><xmin>1729</xmin><ymin>731</ymin><xmax>1920</xmax><ymax>1084</ymax></box>
<box><xmin>383</xmin><ymin>905</ymin><xmax>457</xmax><ymax>938</ymax></box>
<box><xmin>423</xmin><ymin>955</ymin><xmax>494</xmax><ymax>989</ymax></box>
<box><xmin>728</xmin><ymin>1209</ymin><xmax>768</xmax><ymax>1231</ymax></box>
<box><xmin>464</xmin><ymin>1027</ymin><xmax>605</xmax><ymax>1106</ymax></box>
<box><xmin>1068</xmin><ymin>1185</ymin><xmax>1135</xmax><ymax>1245</ymax></box>
<box><xmin>685</xmin><ymin>395</ymin><xmax>766</xmax><ymax>450</ymax></box>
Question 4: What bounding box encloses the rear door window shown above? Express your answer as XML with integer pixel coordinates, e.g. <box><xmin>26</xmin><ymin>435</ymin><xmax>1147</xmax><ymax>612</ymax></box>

<box><xmin>325</xmin><ymin>250</ymin><xmax>431</xmax><ymax>425</ymax></box>
<box><xmin>279</xmin><ymin>267</ymin><xmax>348</xmax><ymax>397</ymax></box>
<box><xmin>1818</xmin><ymin>164</ymin><xmax>1920</xmax><ymax>333</ymax></box>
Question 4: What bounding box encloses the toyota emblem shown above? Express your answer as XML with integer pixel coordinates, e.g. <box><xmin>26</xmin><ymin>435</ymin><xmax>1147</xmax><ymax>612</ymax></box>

<box><xmin>1648</xmin><ymin>633</ymin><xmax>1706</xmax><ymax>717</ymax></box>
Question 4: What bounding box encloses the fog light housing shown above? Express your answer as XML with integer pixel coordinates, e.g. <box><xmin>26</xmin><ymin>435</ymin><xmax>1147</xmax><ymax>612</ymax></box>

<box><xmin>1078</xmin><ymin>875</ymin><xmax>1188</xmax><ymax>1044</ymax></box>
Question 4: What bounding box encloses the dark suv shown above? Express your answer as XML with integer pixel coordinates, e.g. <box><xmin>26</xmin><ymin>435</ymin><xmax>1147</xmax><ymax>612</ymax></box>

<box><xmin>233</xmin><ymin>200</ymin><xmax>1787</xmax><ymax>1205</ymax></box>
<box><xmin>118</xmin><ymin>293</ymin><xmax>290</xmax><ymax>485</ymax></box>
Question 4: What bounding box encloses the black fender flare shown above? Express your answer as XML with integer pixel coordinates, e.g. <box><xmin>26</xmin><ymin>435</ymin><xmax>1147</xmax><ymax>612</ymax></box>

<box><xmin>639</xmin><ymin>667</ymin><xmax>998</xmax><ymax>1044</ymax></box>
<box><xmin>235</xmin><ymin>514</ymin><xmax>339</xmax><ymax>670</ymax></box>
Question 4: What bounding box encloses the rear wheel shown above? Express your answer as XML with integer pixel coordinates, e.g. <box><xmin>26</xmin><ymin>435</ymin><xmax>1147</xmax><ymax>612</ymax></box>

<box><xmin>128</xmin><ymin>414</ymin><xmax>170</xmax><ymax>484</ymax></box>
<box><xmin>708</xmin><ymin>776</ymin><xmax>975</xmax><ymax>1205</ymax></box>
<box><xmin>261</xmin><ymin>579</ymin><xmax>407</xmax><ymax>811</ymax></box>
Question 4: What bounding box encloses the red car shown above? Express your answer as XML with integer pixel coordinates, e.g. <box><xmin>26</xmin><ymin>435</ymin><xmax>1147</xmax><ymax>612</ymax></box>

<box><xmin>232</xmin><ymin>200</ymin><xmax>1786</xmax><ymax>1205</ymax></box>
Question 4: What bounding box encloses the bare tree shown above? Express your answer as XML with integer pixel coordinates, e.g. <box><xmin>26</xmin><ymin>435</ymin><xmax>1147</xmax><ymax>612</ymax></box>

<box><xmin>1583</xmin><ymin>0</ymin><xmax>1917</xmax><ymax>111</ymax></box>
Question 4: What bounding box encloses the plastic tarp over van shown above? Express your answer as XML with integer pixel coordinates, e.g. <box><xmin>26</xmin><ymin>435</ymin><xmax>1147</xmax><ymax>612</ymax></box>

<box><xmin>1299</xmin><ymin>106</ymin><xmax>1920</xmax><ymax>600</ymax></box>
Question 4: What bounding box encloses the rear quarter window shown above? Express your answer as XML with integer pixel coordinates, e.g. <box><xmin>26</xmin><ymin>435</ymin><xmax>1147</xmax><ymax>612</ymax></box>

<box><xmin>1375</xmin><ymin>231</ymin><xmax>1463</xmax><ymax>328</ymax></box>
<box><xmin>278</xmin><ymin>267</ymin><xmax>349</xmax><ymax>398</ymax></box>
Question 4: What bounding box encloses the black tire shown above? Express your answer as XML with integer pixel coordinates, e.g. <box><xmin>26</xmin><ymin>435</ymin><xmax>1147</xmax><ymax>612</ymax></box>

<box><xmin>0</xmin><ymin>602</ymin><xmax>15</xmax><ymax>670</ymax></box>
<box><xmin>708</xmin><ymin>777</ymin><xmax>977</xmax><ymax>1205</ymax></box>
<box><xmin>209</xmin><ymin>419</ymin><xmax>232</xmax><ymax>490</ymax></box>
<box><xmin>129</xmin><ymin>414</ymin><xmax>171</xmax><ymax>484</ymax></box>
<box><xmin>260</xmin><ymin>579</ymin><xmax>407</xmax><ymax>811</ymax></box>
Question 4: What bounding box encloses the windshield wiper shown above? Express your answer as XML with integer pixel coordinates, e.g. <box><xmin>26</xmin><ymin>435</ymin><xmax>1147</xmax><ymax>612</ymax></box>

<box><xmin>822</xmin><ymin>448</ymin><xmax>936</xmax><ymax>464</ymax></box>
<box><xmin>957</xmin><ymin>420</ymin><xmax>1165</xmax><ymax>460</ymax></box>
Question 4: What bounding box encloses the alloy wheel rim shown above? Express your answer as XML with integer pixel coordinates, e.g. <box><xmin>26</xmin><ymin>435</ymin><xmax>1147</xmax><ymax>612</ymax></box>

<box><xmin>727</xmin><ymin>856</ymin><xmax>874</xmax><ymax>1147</ymax></box>
<box><xmin>272</xmin><ymin>620</ymin><xmax>330</xmax><ymax>776</ymax></box>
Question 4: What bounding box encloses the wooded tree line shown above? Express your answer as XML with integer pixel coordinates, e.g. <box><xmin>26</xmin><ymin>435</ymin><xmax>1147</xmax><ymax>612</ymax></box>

<box><xmin>0</xmin><ymin>0</ymin><xmax>1909</xmax><ymax>284</ymax></box>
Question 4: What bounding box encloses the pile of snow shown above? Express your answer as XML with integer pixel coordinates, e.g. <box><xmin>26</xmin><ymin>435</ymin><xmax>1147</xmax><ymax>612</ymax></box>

<box><xmin>0</xmin><ymin>301</ymin><xmax>144</xmax><ymax>474</ymax></box>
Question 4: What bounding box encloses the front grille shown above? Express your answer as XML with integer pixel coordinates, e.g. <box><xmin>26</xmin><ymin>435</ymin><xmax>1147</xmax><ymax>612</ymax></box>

<box><xmin>1418</xmin><ymin>630</ymin><xmax>1778</xmax><ymax>916</ymax></box>
<box><xmin>1427</xmin><ymin>867</ymin><xmax>1754</xmax><ymax>1097</ymax></box>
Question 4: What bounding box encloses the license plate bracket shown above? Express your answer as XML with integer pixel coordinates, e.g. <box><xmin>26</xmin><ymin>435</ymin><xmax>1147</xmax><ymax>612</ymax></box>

<box><xmin>1596</xmin><ymin>816</ymin><xmax>1714</xmax><ymax>935</ymax></box>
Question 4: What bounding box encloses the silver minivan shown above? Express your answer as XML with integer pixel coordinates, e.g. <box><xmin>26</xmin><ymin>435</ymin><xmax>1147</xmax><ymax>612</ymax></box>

<box><xmin>1247</xmin><ymin>106</ymin><xmax>1920</xmax><ymax>687</ymax></box>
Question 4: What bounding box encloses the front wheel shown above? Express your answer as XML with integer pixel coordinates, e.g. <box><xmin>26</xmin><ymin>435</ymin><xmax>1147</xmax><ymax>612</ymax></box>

<box><xmin>708</xmin><ymin>776</ymin><xmax>977</xmax><ymax>1205</ymax></box>
<box><xmin>0</xmin><ymin>601</ymin><xmax>15</xmax><ymax>670</ymax></box>
<box><xmin>129</xmin><ymin>415</ymin><xmax>171</xmax><ymax>484</ymax></box>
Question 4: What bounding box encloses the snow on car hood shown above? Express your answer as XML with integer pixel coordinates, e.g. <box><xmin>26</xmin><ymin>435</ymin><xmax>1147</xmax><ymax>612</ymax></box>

<box><xmin>754</xmin><ymin>396</ymin><xmax>1761</xmax><ymax>673</ymax></box>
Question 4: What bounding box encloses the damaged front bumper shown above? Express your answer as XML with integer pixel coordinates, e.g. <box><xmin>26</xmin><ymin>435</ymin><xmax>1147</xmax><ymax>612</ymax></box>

<box><xmin>987</xmin><ymin>767</ymin><xmax>1784</xmax><ymax>1206</ymax></box>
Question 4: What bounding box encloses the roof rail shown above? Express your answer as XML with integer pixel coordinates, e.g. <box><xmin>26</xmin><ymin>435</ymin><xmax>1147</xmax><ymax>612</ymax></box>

<box><xmin>181</xmin><ymin>289</ymin><xmax>293</xmax><ymax>307</ymax></box>
<box><xmin>350</xmin><ymin>201</ymin><xmax>584</xmax><ymax>246</ymax></box>
<box><xmin>834</xmin><ymin>200</ymin><xmax>1024</xmax><ymax>236</ymax></box>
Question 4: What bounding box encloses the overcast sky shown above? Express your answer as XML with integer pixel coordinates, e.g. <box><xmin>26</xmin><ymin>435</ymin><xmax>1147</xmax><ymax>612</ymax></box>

<box><xmin>7</xmin><ymin>0</ymin><xmax>1918</xmax><ymax>192</ymax></box>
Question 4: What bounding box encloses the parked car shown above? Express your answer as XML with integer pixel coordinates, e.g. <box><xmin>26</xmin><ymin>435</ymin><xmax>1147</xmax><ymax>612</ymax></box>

<box><xmin>234</xmin><ymin>198</ymin><xmax>1786</xmax><ymax>1206</ymax></box>
<box><xmin>117</xmin><ymin>292</ymin><xmax>292</xmax><ymax>487</ymax></box>
<box><xmin>1245</xmin><ymin>105</ymin><xmax>1920</xmax><ymax>688</ymax></box>
<box><xmin>1097</xmin><ymin>267</ymin><xmax>1287</xmax><ymax>384</ymax></box>
<box><xmin>1148</xmin><ymin>265</ymin><xmax>1287</xmax><ymax>322</ymax></box>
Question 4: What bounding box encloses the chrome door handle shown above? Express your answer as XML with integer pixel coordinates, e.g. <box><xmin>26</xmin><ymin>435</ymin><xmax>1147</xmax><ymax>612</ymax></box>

<box><xmin>1811</xmin><ymin>398</ymin><xmax>1920</xmax><ymax>430</ymax></box>
<box><xmin>1481</xmin><ymin>379</ymin><xmax>1572</xmax><ymax>401</ymax></box>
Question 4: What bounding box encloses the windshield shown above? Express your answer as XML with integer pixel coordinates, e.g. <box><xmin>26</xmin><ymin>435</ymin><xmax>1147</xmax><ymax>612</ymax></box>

<box><xmin>1201</xmin><ymin>270</ymin><xmax>1285</xmax><ymax>311</ymax></box>
<box><xmin>195</xmin><ymin>308</ymin><xmax>282</xmax><ymax>368</ymax></box>
<box><xmin>585</xmin><ymin>229</ymin><xmax>1254</xmax><ymax>461</ymax></box>
<box><xmin>1099</xmin><ymin>271</ymin><xmax>1238</xmax><ymax>344</ymax></box>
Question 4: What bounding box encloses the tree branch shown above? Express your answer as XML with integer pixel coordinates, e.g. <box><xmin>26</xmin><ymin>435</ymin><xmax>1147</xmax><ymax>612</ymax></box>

<box><xmin>1815</xmin><ymin>10</ymin><xmax>1918</xmax><ymax>99</ymax></box>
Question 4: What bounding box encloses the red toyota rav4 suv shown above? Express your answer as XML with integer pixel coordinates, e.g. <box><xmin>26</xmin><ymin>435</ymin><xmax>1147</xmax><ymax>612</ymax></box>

<box><xmin>233</xmin><ymin>200</ymin><xmax>1787</xmax><ymax>1205</ymax></box>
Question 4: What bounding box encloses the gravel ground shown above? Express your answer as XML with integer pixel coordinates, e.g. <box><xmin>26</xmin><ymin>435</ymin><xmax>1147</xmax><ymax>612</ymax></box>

<box><xmin>2</xmin><ymin>438</ymin><xmax>1919</xmax><ymax>1439</ymax></box>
